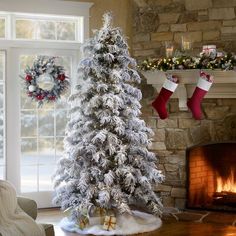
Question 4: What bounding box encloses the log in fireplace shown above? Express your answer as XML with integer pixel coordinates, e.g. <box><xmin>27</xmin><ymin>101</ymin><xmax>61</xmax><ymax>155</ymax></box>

<box><xmin>187</xmin><ymin>142</ymin><xmax>236</xmax><ymax>211</ymax></box>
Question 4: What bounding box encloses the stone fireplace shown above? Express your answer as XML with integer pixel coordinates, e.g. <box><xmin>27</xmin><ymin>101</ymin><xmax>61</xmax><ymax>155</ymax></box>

<box><xmin>131</xmin><ymin>0</ymin><xmax>236</xmax><ymax>213</ymax></box>
<box><xmin>187</xmin><ymin>142</ymin><xmax>236</xmax><ymax>211</ymax></box>
<box><xmin>139</xmin><ymin>70</ymin><xmax>236</xmax><ymax>210</ymax></box>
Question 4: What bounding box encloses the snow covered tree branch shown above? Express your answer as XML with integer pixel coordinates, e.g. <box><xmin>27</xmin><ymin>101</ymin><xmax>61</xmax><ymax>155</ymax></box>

<box><xmin>53</xmin><ymin>12</ymin><xmax>164</xmax><ymax>222</ymax></box>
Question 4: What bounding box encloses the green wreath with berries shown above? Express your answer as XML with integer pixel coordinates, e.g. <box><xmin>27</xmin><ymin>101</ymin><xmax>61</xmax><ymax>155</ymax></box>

<box><xmin>21</xmin><ymin>56</ymin><xmax>70</xmax><ymax>106</ymax></box>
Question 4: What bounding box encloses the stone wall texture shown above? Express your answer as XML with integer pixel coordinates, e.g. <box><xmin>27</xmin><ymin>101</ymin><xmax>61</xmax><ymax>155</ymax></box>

<box><xmin>132</xmin><ymin>0</ymin><xmax>236</xmax><ymax>210</ymax></box>
<box><xmin>132</xmin><ymin>0</ymin><xmax>236</xmax><ymax>209</ymax></box>
<box><xmin>141</xmin><ymin>94</ymin><xmax>236</xmax><ymax>209</ymax></box>
<box><xmin>132</xmin><ymin>0</ymin><xmax>236</xmax><ymax>59</ymax></box>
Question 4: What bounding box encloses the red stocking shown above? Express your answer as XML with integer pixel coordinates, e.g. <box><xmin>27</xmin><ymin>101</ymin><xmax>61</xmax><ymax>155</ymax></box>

<box><xmin>187</xmin><ymin>72</ymin><xmax>213</xmax><ymax>120</ymax></box>
<box><xmin>152</xmin><ymin>79</ymin><xmax>178</xmax><ymax>119</ymax></box>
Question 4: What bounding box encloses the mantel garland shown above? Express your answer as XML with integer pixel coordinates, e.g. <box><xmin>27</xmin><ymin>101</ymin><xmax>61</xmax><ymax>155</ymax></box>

<box><xmin>139</xmin><ymin>53</ymin><xmax>236</xmax><ymax>72</ymax></box>
<box><xmin>21</xmin><ymin>56</ymin><xmax>70</xmax><ymax>106</ymax></box>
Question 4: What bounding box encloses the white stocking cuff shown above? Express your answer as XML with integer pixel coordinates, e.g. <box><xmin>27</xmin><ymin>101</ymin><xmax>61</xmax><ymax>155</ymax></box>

<box><xmin>197</xmin><ymin>78</ymin><xmax>213</xmax><ymax>91</ymax></box>
<box><xmin>163</xmin><ymin>79</ymin><xmax>178</xmax><ymax>92</ymax></box>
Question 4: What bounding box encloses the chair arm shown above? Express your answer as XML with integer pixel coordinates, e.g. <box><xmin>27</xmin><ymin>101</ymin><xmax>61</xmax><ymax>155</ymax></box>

<box><xmin>17</xmin><ymin>196</ymin><xmax>38</xmax><ymax>220</ymax></box>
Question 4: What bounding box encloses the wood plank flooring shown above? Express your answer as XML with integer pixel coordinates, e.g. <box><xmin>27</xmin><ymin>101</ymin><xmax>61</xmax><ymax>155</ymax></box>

<box><xmin>37</xmin><ymin>208</ymin><xmax>236</xmax><ymax>236</ymax></box>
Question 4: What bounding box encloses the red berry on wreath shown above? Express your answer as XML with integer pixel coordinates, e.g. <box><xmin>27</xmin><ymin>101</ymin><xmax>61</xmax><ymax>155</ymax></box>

<box><xmin>36</xmin><ymin>94</ymin><xmax>44</xmax><ymax>100</ymax></box>
<box><xmin>25</xmin><ymin>75</ymin><xmax>32</xmax><ymax>81</ymax></box>
<box><xmin>49</xmin><ymin>95</ymin><xmax>56</xmax><ymax>100</ymax></box>
<box><xmin>57</xmin><ymin>74</ymin><xmax>65</xmax><ymax>81</ymax></box>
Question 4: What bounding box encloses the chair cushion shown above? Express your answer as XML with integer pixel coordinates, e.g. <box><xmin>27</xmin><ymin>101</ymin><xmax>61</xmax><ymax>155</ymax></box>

<box><xmin>17</xmin><ymin>197</ymin><xmax>38</xmax><ymax>220</ymax></box>
<box><xmin>40</xmin><ymin>223</ymin><xmax>55</xmax><ymax>236</ymax></box>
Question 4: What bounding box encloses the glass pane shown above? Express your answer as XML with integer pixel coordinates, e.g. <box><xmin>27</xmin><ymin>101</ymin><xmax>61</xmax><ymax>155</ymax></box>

<box><xmin>15</xmin><ymin>17</ymin><xmax>78</xmax><ymax>42</ymax></box>
<box><xmin>39</xmin><ymin>165</ymin><xmax>55</xmax><ymax>191</ymax></box>
<box><xmin>38</xmin><ymin>101</ymin><xmax>54</xmax><ymax>110</ymax></box>
<box><xmin>56</xmin><ymin>137</ymin><xmax>64</xmax><ymax>158</ymax></box>
<box><xmin>57</xmin><ymin>21</ymin><xmax>75</xmax><ymax>41</ymax></box>
<box><xmin>20</xmin><ymin>55</ymin><xmax>36</xmax><ymax>72</ymax></box>
<box><xmin>38</xmin><ymin>21</ymin><xmax>56</xmax><ymax>40</ymax></box>
<box><xmin>21</xmin><ymin>165</ymin><xmax>37</xmax><ymax>192</ymax></box>
<box><xmin>20</xmin><ymin>55</ymin><xmax>37</xmax><ymax>109</ymax></box>
<box><xmin>56</xmin><ymin>88</ymin><xmax>70</xmax><ymax>109</ymax></box>
<box><xmin>38</xmin><ymin>138</ymin><xmax>55</xmax><ymax>164</ymax></box>
<box><xmin>0</xmin><ymin>85</ymin><xmax>3</xmax><ymax>109</ymax></box>
<box><xmin>0</xmin><ymin>166</ymin><xmax>4</xmax><ymax>179</ymax></box>
<box><xmin>55</xmin><ymin>56</ymin><xmax>71</xmax><ymax>77</ymax></box>
<box><xmin>0</xmin><ymin>156</ymin><xmax>3</xmax><ymax>166</ymax></box>
<box><xmin>21</xmin><ymin>89</ymin><xmax>37</xmax><ymax>109</ymax></box>
<box><xmin>56</xmin><ymin>110</ymin><xmax>67</xmax><ymax>136</ymax></box>
<box><xmin>21</xmin><ymin>110</ymin><xmax>37</xmax><ymax>137</ymax></box>
<box><xmin>21</xmin><ymin>138</ymin><xmax>37</xmax><ymax>165</ymax></box>
<box><xmin>0</xmin><ymin>52</ymin><xmax>5</xmax><ymax>80</ymax></box>
<box><xmin>20</xmin><ymin>53</ymin><xmax>72</xmax><ymax>194</ymax></box>
<box><xmin>0</xmin><ymin>110</ymin><xmax>4</xmax><ymax>140</ymax></box>
<box><xmin>16</xmin><ymin>19</ymin><xmax>35</xmax><ymax>39</ymax></box>
<box><xmin>0</xmin><ymin>18</ymin><xmax>5</xmax><ymax>38</ymax></box>
<box><xmin>55</xmin><ymin>56</ymin><xmax>71</xmax><ymax>109</ymax></box>
<box><xmin>0</xmin><ymin>113</ymin><xmax>3</xmax><ymax>139</ymax></box>
<box><xmin>38</xmin><ymin>110</ymin><xmax>54</xmax><ymax>136</ymax></box>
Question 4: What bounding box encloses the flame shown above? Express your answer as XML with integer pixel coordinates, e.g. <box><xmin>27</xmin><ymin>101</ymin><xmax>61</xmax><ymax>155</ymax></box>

<box><xmin>216</xmin><ymin>169</ymin><xmax>236</xmax><ymax>193</ymax></box>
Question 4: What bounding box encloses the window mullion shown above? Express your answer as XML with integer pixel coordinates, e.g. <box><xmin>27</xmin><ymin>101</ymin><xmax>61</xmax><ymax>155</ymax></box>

<box><xmin>55</xmin><ymin>21</ymin><xmax>58</xmax><ymax>41</ymax></box>
<box><xmin>6</xmin><ymin>14</ymin><xmax>12</xmax><ymax>40</ymax></box>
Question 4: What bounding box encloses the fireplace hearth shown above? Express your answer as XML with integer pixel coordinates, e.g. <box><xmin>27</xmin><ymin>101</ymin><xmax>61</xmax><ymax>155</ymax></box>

<box><xmin>187</xmin><ymin>142</ymin><xmax>236</xmax><ymax>212</ymax></box>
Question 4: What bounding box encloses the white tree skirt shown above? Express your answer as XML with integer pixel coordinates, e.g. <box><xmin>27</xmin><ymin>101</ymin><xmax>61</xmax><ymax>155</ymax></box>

<box><xmin>60</xmin><ymin>210</ymin><xmax>162</xmax><ymax>235</ymax></box>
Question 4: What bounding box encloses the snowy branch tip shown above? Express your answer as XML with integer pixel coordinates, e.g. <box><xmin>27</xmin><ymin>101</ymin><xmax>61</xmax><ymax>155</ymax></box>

<box><xmin>102</xmin><ymin>12</ymin><xmax>113</xmax><ymax>29</ymax></box>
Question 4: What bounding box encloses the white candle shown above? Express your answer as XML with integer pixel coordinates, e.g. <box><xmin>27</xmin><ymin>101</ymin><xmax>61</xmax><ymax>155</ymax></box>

<box><xmin>166</xmin><ymin>46</ymin><xmax>174</xmax><ymax>58</ymax></box>
<box><xmin>181</xmin><ymin>35</ymin><xmax>192</xmax><ymax>51</ymax></box>
<box><xmin>183</xmin><ymin>41</ymin><xmax>191</xmax><ymax>51</ymax></box>
<box><xmin>165</xmin><ymin>41</ymin><xmax>174</xmax><ymax>58</ymax></box>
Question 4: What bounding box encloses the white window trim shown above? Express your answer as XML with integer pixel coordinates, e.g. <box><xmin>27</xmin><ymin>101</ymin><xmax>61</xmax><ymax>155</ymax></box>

<box><xmin>12</xmin><ymin>13</ymin><xmax>83</xmax><ymax>42</ymax></box>
<box><xmin>0</xmin><ymin>40</ymin><xmax>82</xmax><ymax>50</ymax></box>
<box><xmin>0</xmin><ymin>12</ymin><xmax>84</xmax><ymax>43</ymax></box>
<box><xmin>0</xmin><ymin>0</ymin><xmax>93</xmax><ymax>40</ymax></box>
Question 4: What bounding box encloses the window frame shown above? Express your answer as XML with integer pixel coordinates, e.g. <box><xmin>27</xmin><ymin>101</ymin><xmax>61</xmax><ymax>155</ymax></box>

<box><xmin>0</xmin><ymin>16</ymin><xmax>7</xmax><ymax>39</ymax></box>
<box><xmin>0</xmin><ymin>12</ymin><xmax>84</xmax><ymax>43</ymax></box>
<box><xmin>0</xmin><ymin>0</ymin><xmax>92</xmax><ymax>206</ymax></box>
<box><xmin>0</xmin><ymin>50</ymin><xmax>6</xmax><ymax>180</ymax></box>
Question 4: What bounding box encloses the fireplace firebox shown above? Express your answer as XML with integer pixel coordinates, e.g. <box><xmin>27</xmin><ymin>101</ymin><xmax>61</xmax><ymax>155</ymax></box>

<box><xmin>187</xmin><ymin>142</ymin><xmax>236</xmax><ymax>211</ymax></box>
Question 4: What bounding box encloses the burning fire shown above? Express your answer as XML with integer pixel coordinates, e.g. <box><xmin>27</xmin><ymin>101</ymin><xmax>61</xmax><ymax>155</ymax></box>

<box><xmin>216</xmin><ymin>169</ymin><xmax>236</xmax><ymax>193</ymax></box>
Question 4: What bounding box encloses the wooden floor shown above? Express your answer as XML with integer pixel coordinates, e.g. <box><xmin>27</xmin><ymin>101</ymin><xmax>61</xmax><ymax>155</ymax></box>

<box><xmin>37</xmin><ymin>208</ymin><xmax>236</xmax><ymax>236</ymax></box>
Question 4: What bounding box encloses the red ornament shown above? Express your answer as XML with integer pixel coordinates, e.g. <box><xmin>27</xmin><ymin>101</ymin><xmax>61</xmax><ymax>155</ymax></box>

<box><xmin>49</xmin><ymin>95</ymin><xmax>56</xmax><ymax>100</ymax></box>
<box><xmin>36</xmin><ymin>94</ymin><xmax>44</xmax><ymax>100</ymax></box>
<box><xmin>25</xmin><ymin>75</ymin><xmax>32</xmax><ymax>81</ymax></box>
<box><xmin>57</xmin><ymin>74</ymin><xmax>65</xmax><ymax>81</ymax></box>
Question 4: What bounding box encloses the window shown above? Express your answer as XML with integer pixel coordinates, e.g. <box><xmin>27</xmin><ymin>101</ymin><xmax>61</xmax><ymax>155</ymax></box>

<box><xmin>0</xmin><ymin>12</ymin><xmax>84</xmax><ymax>42</ymax></box>
<box><xmin>20</xmin><ymin>55</ymin><xmax>71</xmax><ymax>192</ymax></box>
<box><xmin>0</xmin><ymin>0</ymin><xmax>90</xmax><ymax>206</ymax></box>
<box><xmin>0</xmin><ymin>18</ymin><xmax>6</xmax><ymax>39</ymax></box>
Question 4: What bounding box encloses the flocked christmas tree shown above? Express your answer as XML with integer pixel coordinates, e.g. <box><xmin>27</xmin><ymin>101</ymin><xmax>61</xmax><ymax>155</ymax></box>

<box><xmin>53</xmin><ymin>13</ymin><xmax>164</xmax><ymax>233</ymax></box>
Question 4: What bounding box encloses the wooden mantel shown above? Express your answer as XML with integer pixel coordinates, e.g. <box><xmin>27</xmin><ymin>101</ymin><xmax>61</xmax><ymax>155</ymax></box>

<box><xmin>141</xmin><ymin>69</ymin><xmax>236</xmax><ymax>111</ymax></box>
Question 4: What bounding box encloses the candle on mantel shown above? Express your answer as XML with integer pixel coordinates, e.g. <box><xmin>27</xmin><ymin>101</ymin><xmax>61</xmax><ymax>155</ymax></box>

<box><xmin>181</xmin><ymin>36</ymin><xmax>192</xmax><ymax>51</ymax></box>
<box><xmin>166</xmin><ymin>47</ymin><xmax>174</xmax><ymax>58</ymax></box>
<box><xmin>165</xmin><ymin>41</ymin><xmax>174</xmax><ymax>58</ymax></box>
<box><xmin>182</xmin><ymin>41</ymin><xmax>191</xmax><ymax>51</ymax></box>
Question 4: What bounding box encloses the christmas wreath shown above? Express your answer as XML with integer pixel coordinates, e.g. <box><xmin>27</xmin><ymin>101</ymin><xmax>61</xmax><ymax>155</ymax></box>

<box><xmin>21</xmin><ymin>56</ymin><xmax>70</xmax><ymax>106</ymax></box>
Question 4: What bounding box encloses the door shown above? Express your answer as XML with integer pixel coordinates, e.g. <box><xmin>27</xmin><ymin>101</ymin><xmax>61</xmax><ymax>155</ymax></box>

<box><xmin>7</xmin><ymin>48</ymin><xmax>78</xmax><ymax>208</ymax></box>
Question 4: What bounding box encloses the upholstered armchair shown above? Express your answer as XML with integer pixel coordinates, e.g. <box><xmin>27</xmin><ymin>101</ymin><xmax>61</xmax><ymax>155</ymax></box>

<box><xmin>16</xmin><ymin>197</ymin><xmax>55</xmax><ymax>236</ymax></box>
